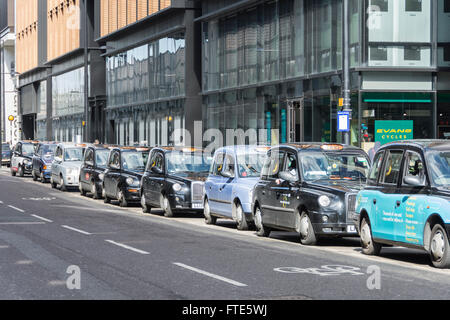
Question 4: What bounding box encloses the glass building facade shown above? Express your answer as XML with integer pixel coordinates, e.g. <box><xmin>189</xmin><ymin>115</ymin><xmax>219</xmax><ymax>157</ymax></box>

<box><xmin>201</xmin><ymin>0</ymin><xmax>450</xmax><ymax>150</ymax></box>
<box><xmin>105</xmin><ymin>33</ymin><xmax>186</xmax><ymax>146</ymax></box>
<box><xmin>51</xmin><ymin>67</ymin><xmax>86</xmax><ymax>143</ymax></box>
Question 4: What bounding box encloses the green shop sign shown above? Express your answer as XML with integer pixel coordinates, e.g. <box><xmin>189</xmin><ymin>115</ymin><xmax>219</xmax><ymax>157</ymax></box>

<box><xmin>375</xmin><ymin>120</ymin><xmax>414</xmax><ymax>145</ymax></box>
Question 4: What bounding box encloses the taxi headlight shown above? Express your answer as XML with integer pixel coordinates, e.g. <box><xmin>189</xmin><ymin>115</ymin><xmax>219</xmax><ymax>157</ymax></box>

<box><xmin>173</xmin><ymin>183</ymin><xmax>182</xmax><ymax>192</ymax></box>
<box><xmin>126</xmin><ymin>177</ymin><xmax>139</xmax><ymax>186</ymax></box>
<box><xmin>99</xmin><ymin>173</ymin><xmax>105</xmax><ymax>181</ymax></box>
<box><xmin>23</xmin><ymin>159</ymin><xmax>30</xmax><ymax>165</ymax></box>
<box><xmin>318</xmin><ymin>195</ymin><xmax>331</xmax><ymax>208</ymax></box>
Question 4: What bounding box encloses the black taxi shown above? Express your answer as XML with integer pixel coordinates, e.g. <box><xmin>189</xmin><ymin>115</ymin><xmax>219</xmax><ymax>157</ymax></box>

<box><xmin>10</xmin><ymin>140</ymin><xmax>39</xmax><ymax>177</ymax></box>
<box><xmin>252</xmin><ymin>143</ymin><xmax>371</xmax><ymax>245</ymax></box>
<box><xmin>140</xmin><ymin>147</ymin><xmax>212</xmax><ymax>217</ymax></box>
<box><xmin>79</xmin><ymin>144</ymin><xmax>115</xmax><ymax>199</ymax></box>
<box><xmin>102</xmin><ymin>146</ymin><xmax>151</xmax><ymax>207</ymax></box>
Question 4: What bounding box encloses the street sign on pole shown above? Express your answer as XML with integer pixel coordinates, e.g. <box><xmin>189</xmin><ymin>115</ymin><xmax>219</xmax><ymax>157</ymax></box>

<box><xmin>337</xmin><ymin>111</ymin><xmax>351</xmax><ymax>132</ymax></box>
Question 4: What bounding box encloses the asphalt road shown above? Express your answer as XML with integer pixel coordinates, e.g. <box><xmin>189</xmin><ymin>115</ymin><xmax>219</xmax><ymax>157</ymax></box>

<box><xmin>0</xmin><ymin>167</ymin><xmax>449</xmax><ymax>300</ymax></box>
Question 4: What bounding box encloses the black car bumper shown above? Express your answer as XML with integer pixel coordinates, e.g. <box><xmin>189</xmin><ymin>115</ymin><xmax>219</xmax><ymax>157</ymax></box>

<box><xmin>168</xmin><ymin>194</ymin><xmax>204</xmax><ymax>212</ymax></box>
<box><xmin>124</xmin><ymin>188</ymin><xmax>141</xmax><ymax>202</ymax></box>
<box><xmin>312</xmin><ymin>222</ymin><xmax>358</xmax><ymax>237</ymax></box>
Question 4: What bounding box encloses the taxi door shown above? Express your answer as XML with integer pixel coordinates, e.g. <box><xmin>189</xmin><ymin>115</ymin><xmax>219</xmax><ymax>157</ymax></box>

<box><xmin>261</xmin><ymin>150</ymin><xmax>286</xmax><ymax>227</ymax></box>
<box><xmin>215</xmin><ymin>152</ymin><xmax>236</xmax><ymax>217</ymax></box>
<box><xmin>276</xmin><ymin>151</ymin><xmax>300</xmax><ymax>229</ymax></box>
<box><xmin>375</xmin><ymin>149</ymin><xmax>404</xmax><ymax>242</ymax></box>
<box><xmin>395</xmin><ymin>150</ymin><xmax>428</xmax><ymax>245</ymax></box>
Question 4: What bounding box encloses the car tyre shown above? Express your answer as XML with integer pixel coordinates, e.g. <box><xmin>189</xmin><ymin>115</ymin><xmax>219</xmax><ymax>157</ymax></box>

<box><xmin>141</xmin><ymin>193</ymin><xmax>151</xmax><ymax>214</ymax></box>
<box><xmin>18</xmin><ymin>165</ymin><xmax>24</xmax><ymax>177</ymax></box>
<box><xmin>203</xmin><ymin>199</ymin><xmax>217</xmax><ymax>225</ymax></box>
<box><xmin>50</xmin><ymin>176</ymin><xmax>57</xmax><ymax>189</ymax></box>
<box><xmin>40</xmin><ymin>171</ymin><xmax>46</xmax><ymax>183</ymax></box>
<box><xmin>298</xmin><ymin>212</ymin><xmax>317</xmax><ymax>245</ymax></box>
<box><xmin>254</xmin><ymin>206</ymin><xmax>271</xmax><ymax>237</ymax></box>
<box><xmin>235</xmin><ymin>203</ymin><xmax>248</xmax><ymax>231</ymax></box>
<box><xmin>360</xmin><ymin>217</ymin><xmax>382</xmax><ymax>256</ymax></box>
<box><xmin>91</xmin><ymin>181</ymin><xmax>100</xmax><ymax>199</ymax></box>
<box><xmin>429</xmin><ymin>224</ymin><xmax>450</xmax><ymax>269</ymax></box>
<box><xmin>60</xmin><ymin>175</ymin><xmax>67</xmax><ymax>192</ymax></box>
<box><xmin>118</xmin><ymin>189</ymin><xmax>128</xmax><ymax>207</ymax></box>
<box><xmin>160</xmin><ymin>194</ymin><xmax>173</xmax><ymax>217</ymax></box>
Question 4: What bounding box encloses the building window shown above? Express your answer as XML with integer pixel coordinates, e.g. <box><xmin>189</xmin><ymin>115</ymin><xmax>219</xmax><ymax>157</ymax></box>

<box><xmin>445</xmin><ymin>0</ymin><xmax>450</xmax><ymax>13</ymax></box>
<box><xmin>405</xmin><ymin>0</ymin><xmax>422</xmax><ymax>12</ymax></box>
<box><xmin>404</xmin><ymin>46</ymin><xmax>421</xmax><ymax>61</ymax></box>
<box><xmin>370</xmin><ymin>46</ymin><xmax>388</xmax><ymax>61</ymax></box>
<box><xmin>371</xmin><ymin>0</ymin><xmax>388</xmax><ymax>12</ymax></box>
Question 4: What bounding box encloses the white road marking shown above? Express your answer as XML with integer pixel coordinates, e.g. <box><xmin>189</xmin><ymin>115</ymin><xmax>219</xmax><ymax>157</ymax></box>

<box><xmin>105</xmin><ymin>240</ymin><xmax>150</xmax><ymax>255</ymax></box>
<box><xmin>7</xmin><ymin>205</ymin><xmax>25</xmax><ymax>213</ymax></box>
<box><xmin>173</xmin><ymin>262</ymin><xmax>248</xmax><ymax>287</ymax></box>
<box><xmin>31</xmin><ymin>215</ymin><xmax>53</xmax><ymax>223</ymax></box>
<box><xmin>61</xmin><ymin>225</ymin><xmax>92</xmax><ymax>235</ymax></box>
<box><xmin>0</xmin><ymin>222</ymin><xmax>46</xmax><ymax>225</ymax></box>
<box><xmin>0</xmin><ymin>200</ymin><xmax>3</xmax><ymax>204</ymax></box>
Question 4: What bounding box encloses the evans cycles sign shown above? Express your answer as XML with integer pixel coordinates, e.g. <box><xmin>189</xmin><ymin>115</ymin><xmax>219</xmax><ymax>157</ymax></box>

<box><xmin>375</xmin><ymin>120</ymin><xmax>413</xmax><ymax>145</ymax></box>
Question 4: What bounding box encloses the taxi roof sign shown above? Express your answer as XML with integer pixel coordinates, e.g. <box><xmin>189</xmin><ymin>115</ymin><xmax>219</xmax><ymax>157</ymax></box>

<box><xmin>321</xmin><ymin>144</ymin><xmax>344</xmax><ymax>151</ymax></box>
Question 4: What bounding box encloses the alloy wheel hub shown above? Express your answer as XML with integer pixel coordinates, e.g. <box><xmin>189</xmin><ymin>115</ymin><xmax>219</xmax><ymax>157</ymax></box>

<box><xmin>431</xmin><ymin>231</ymin><xmax>445</xmax><ymax>261</ymax></box>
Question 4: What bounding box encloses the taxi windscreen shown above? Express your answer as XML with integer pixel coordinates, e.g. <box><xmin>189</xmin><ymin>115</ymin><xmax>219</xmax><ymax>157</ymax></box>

<box><xmin>427</xmin><ymin>151</ymin><xmax>450</xmax><ymax>186</ymax></box>
<box><xmin>237</xmin><ymin>153</ymin><xmax>267</xmax><ymax>178</ymax></box>
<box><xmin>166</xmin><ymin>151</ymin><xmax>212</xmax><ymax>174</ymax></box>
<box><xmin>121</xmin><ymin>151</ymin><xmax>149</xmax><ymax>172</ymax></box>
<box><xmin>299</xmin><ymin>152</ymin><xmax>370</xmax><ymax>181</ymax></box>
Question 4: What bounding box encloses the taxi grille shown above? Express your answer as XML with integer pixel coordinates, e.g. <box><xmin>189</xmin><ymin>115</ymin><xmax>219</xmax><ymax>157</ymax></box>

<box><xmin>191</xmin><ymin>182</ymin><xmax>204</xmax><ymax>202</ymax></box>
<box><xmin>346</xmin><ymin>194</ymin><xmax>357</xmax><ymax>222</ymax></box>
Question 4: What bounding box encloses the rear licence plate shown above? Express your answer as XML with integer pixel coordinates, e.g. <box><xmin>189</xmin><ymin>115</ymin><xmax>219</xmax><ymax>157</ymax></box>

<box><xmin>347</xmin><ymin>225</ymin><xmax>356</xmax><ymax>233</ymax></box>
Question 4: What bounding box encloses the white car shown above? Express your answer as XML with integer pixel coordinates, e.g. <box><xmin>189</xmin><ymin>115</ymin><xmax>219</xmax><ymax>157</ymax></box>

<box><xmin>50</xmin><ymin>143</ymin><xmax>87</xmax><ymax>191</ymax></box>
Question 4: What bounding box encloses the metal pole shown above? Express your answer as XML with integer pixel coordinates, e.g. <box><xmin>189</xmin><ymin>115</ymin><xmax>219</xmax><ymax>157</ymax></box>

<box><xmin>343</xmin><ymin>0</ymin><xmax>351</xmax><ymax>145</ymax></box>
<box><xmin>83</xmin><ymin>0</ymin><xmax>89</xmax><ymax>143</ymax></box>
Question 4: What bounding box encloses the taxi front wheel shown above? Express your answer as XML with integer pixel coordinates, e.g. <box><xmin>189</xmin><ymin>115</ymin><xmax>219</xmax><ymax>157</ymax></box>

<box><xmin>429</xmin><ymin>224</ymin><xmax>450</xmax><ymax>269</ymax></box>
<box><xmin>298</xmin><ymin>212</ymin><xmax>317</xmax><ymax>245</ymax></box>
<box><xmin>360</xmin><ymin>218</ymin><xmax>381</xmax><ymax>256</ymax></box>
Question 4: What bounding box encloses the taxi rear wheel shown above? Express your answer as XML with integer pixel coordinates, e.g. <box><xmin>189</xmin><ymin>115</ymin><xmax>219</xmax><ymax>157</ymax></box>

<box><xmin>203</xmin><ymin>199</ymin><xmax>217</xmax><ymax>225</ymax></box>
<box><xmin>141</xmin><ymin>193</ymin><xmax>151</xmax><ymax>214</ymax></box>
<box><xmin>254</xmin><ymin>206</ymin><xmax>271</xmax><ymax>237</ymax></box>
<box><xmin>360</xmin><ymin>218</ymin><xmax>382</xmax><ymax>256</ymax></box>
<box><xmin>429</xmin><ymin>224</ymin><xmax>450</xmax><ymax>269</ymax></box>
<box><xmin>235</xmin><ymin>203</ymin><xmax>248</xmax><ymax>231</ymax></box>
<box><xmin>298</xmin><ymin>212</ymin><xmax>317</xmax><ymax>245</ymax></box>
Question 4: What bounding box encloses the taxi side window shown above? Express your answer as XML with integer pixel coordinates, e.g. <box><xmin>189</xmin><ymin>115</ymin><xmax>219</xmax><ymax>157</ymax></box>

<box><xmin>154</xmin><ymin>153</ymin><xmax>164</xmax><ymax>172</ymax></box>
<box><xmin>109</xmin><ymin>151</ymin><xmax>120</xmax><ymax>169</ymax></box>
<box><xmin>84</xmin><ymin>149</ymin><xmax>94</xmax><ymax>164</ymax></box>
<box><xmin>403</xmin><ymin>151</ymin><xmax>426</xmax><ymax>185</ymax></box>
<box><xmin>223</xmin><ymin>154</ymin><xmax>235</xmax><ymax>177</ymax></box>
<box><xmin>368</xmin><ymin>151</ymin><xmax>384</xmax><ymax>182</ymax></box>
<box><xmin>213</xmin><ymin>152</ymin><xmax>225</xmax><ymax>176</ymax></box>
<box><xmin>381</xmin><ymin>150</ymin><xmax>404</xmax><ymax>185</ymax></box>
<box><xmin>267</xmin><ymin>150</ymin><xmax>285</xmax><ymax>180</ymax></box>
<box><xmin>284</xmin><ymin>152</ymin><xmax>299</xmax><ymax>179</ymax></box>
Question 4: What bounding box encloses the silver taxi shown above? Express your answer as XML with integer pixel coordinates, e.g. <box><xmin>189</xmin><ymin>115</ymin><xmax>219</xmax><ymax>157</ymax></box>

<box><xmin>50</xmin><ymin>143</ymin><xmax>87</xmax><ymax>191</ymax></box>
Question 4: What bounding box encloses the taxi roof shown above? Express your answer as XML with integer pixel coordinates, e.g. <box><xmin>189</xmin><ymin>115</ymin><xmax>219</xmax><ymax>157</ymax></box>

<box><xmin>155</xmin><ymin>146</ymin><xmax>206</xmax><ymax>153</ymax></box>
<box><xmin>114</xmin><ymin>146</ymin><xmax>151</xmax><ymax>152</ymax></box>
<box><xmin>217</xmin><ymin>145</ymin><xmax>270</xmax><ymax>154</ymax></box>
<box><xmin>381</xmin><ymin>139</ymin><xmax>450</xmax><ymax>152</ymax></box>
<box><xmin>279</xmin><ymin>143</ymin><xmax>365</xmax><ymax>153</ymax></box>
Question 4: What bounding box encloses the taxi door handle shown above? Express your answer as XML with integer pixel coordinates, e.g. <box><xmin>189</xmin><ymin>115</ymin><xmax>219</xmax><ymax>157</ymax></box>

<box><xmin>396</xmin><ymin>201</ymin><xmax>401</xmax><ymax>207</ymax></box>
<box><xmin>373</xmin><ymin>199</ymin><xmax>377</xmax><ymax>205</ymax></box>
<box><xmin>262</xmin><ymin>190</ymin><xmax>266</xmax><ymax>195</ymax></box>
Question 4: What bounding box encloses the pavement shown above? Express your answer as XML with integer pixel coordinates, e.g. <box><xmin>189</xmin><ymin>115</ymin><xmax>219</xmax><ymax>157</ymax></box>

<box><xmin>0</xmin><ymin>166</ymin><xmax>449</xmax><ymax>300</ymax></box>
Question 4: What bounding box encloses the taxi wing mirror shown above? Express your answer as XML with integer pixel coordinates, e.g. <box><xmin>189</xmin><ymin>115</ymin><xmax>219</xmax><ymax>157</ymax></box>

<box><xmin>221</xmin><ymin>170</ymin><xmax>235</xmax><ymax>179</ymax></box>
<box><xmin>403</xmin><ymin>175</ymin><xmax>426</xmax><ymax>187</ymax></box>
